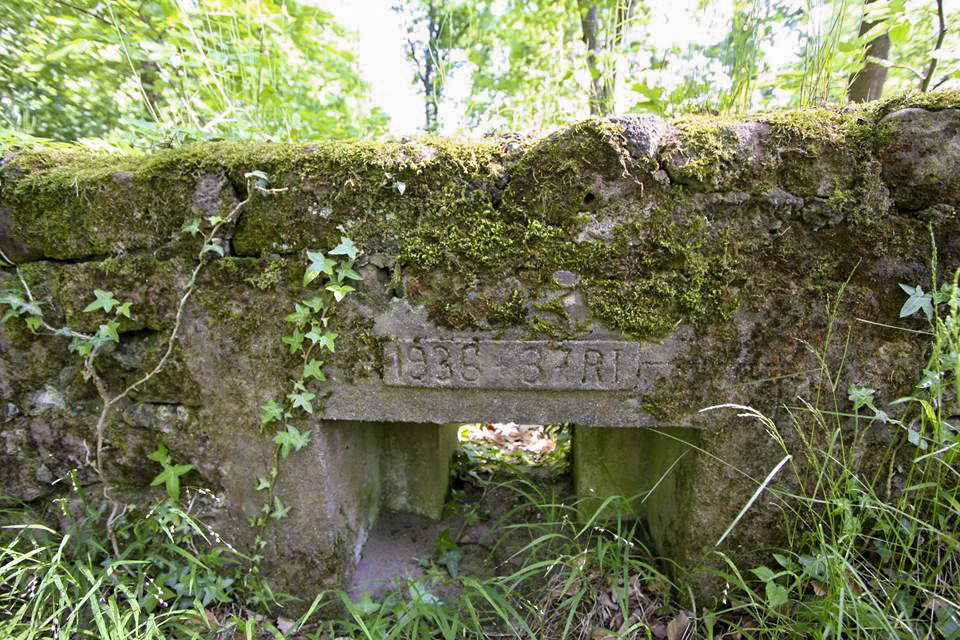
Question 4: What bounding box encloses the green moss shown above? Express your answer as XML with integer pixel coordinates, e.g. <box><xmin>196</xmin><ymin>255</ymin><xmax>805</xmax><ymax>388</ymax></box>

<box><xmin>192</xmin><ymin>258</ymin><xmax>287</xmax><ymax>342</ymax></box>
<box><xmin>871</xmin><ymin>88</ymin><xmax>960</xmax><ymax>118</ymax></box>
<box><xmin>244</xmin><ymin>259</ymin><xmax>287</xmax><ymax>291</ymax></box>
<box><xmin>488</xmin><ymin>289</ymin><xmax>528</xmax><ymax>326</ymax></box>
<box><xmin>660</xmin><ymin>114</ymin><xmax>740</xmax><ymax>188</ymax></box>
<box><xmin>532</xmin><ymin>317</ymin><xmax>562</xmax><ymax>338</ymax></box>
<box><xmin>764</xmin><ymin>108</ymin><xmax>846</xmax><ymax>146</ymax></box>
<box><xmin>5</xmin><ymin>103</ymin><xmax>922</xmax><ymax>359</ymax></box>
<box><xmin>761</xmin><ymin>106</ymin><xmax>891</xmax><ymax>156</ymax></box>
<box><xmin>534</xmin><ymin>295</ymin><xmax>568</xmax><ymax>318</ymax></box>
<box><xmin>582</xmin><ymin>213</ymin><xmax>741</xmax><ymax>340</ymax></box>
<box><xmin>640</xmin><ymin>391</ymin><xmax>692</xmax><ymax>422</ymax></box>
<box><xmin>826</xmin><ymin>185</ymin><xmax>855</xmax><ymax>214</ymax></box>
<box><xmin>333</xmin><ymin>317</ymin><xmax>386</xmax><ymax>381</ymax></box>
<box><xmin>500</xmin><ymin>119</ymin><xmax>635</xmax><ymax>227</ymax></box>
<box><xmin>425</xmin><ymin>288</ymin><xmax>529</xmax><ymax>331</ymax></box>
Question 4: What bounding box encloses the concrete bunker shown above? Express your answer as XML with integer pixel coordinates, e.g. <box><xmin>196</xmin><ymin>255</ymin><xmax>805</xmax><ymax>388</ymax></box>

<box><xmin>2</xmin><ymin>95</ymin><xmax>959</xmax><ymax>602</ymax></box>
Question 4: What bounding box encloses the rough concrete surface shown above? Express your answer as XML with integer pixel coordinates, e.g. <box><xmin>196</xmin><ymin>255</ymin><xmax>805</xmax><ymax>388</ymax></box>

<box><xmin>2</xmin><ymin>93</ymin><xmax>959</xmax><ymax>602</ymax></box>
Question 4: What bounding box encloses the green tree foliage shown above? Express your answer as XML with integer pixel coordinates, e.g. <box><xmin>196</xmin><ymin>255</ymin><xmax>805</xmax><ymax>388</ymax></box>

<box><xmin>396</xmin><ymin>0</ymin><xmax>958</xmax><ymax>130</ymax></box>
<box><xmin>395</xmin><ymin>0</ymin><xmax>477</xmax><ymax>131</ymax></box>
<box><xmin>0</xmin><ymin>0</ymin><xmax>388</xmax><ymax>145</ymax></box>
<box><xmin>464</xmin><ymin>0</ymin><xmax>588</xmax><ymax>129</ymax></box>
<box><xmin>578</xmin><ymin>1</ymin><xmax>641</xmax><ymax>115</ymax></box>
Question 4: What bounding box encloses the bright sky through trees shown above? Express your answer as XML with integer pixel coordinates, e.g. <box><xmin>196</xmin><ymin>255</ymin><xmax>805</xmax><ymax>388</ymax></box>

<box><xmin>0</xmin><ymin>0</ymin><xmax>955</xmax><ymax>145</ymax></box>
<box><xmin>318</xmin><ymin>0</ymin><xmax>426</xmax><ymax>134</ymax></box>
<box><xmin>319</xmin><ymin>0</ymin><xmax>735</xmax><ymax>134</ymax></box>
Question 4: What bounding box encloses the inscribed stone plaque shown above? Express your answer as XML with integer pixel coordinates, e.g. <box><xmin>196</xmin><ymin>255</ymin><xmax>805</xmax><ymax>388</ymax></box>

<box><xmin>382</xmin><ymin>339</ymin><xmax>668</xmax><ymax>391</ymax></box>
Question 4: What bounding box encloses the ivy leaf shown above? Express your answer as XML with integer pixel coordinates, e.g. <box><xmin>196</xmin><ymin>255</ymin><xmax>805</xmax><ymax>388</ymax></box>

<box><xmin>147</xmin><ymin>444</ymin><xmax>172</xmax><ymax>466</ymax></box>
<box><xmin>304</xmin><ymin>324</ymin><xmax>322</xmax><ymax>345</ymax></box>
<box><xmin>273</xmin><ymin>424</ymin><xmax>312</xmax><ymax>459</ymax></box>
<box><xmin>848</xmin><ymin>385</ymin><xmax>876</xmax><ymax>413</ymax></box>
<box><xmin>25</xmin><ymin>316</ymin><xmax>43</xmax><ymax>332</ymax></box>
<box><xmin>114</xmin><ymin>302</ymin><xmax>132</xmax><ymax>319</ymax></box>
<box><xmin>337</xmin><ymin>260</ymin><xmax>363</xmax><ymax>282</ymax></box>
<box><xmin>329</xmin><ymin>236</ymin><xmax>360</xmax><ymax>261</ymax></box>
<box><xmin>325</xmin><ymin>283</ymin><xmax>354</xmax><ymax>302</ymax></box>
<box><xmin>181</xmin><ymin>219</ymin><xmax>201</xmax><ymax>237</ymax></box>
<box><xmin>207</xmin><ymin>215</ymin><xmax>224</xmax><ymax>227</ymax></box>
<box><xmin>317</xmin><ymin>330</ymin><xmax>338</xmax><ymax>353</ymax></box>
<box><xmin>147</xmin><ymin>444</ymin><xmax>193</xmax><ymax>502</ymax></box>
<box><xmin>202</xmin><ymin>243</ymin><xmax>225</xmax><ymax>257</ymax></box>
<box><xmin>303</xmin><ymin>359</ymin><xmax>326</xmax><ymax>381</ymax></box>
<box><xmin>284</xmin><ymin>303</ymin><xmax>311</xmax><ymax>327</ymax></box>
<box><xmin>21</xmin><ymin>300</ymin><xmax>43</xmax><ymax>317</ymax></box>
<box><xmin>437</xmin><ymin>548</ymin><xmax>462</xmax><ymax>578</ymax></box>
<box><xmin>270</xmin><ymin>495</ymin><xmax>291</xmax><ymax>520</ymax></box>
<box><xmin>899</xmin><ymin>283</ymin><xmax>933</xmax><ymax>321</ymax></box>
<box><xmin>54</xmin><ymin>326</ymin><xmax>74</xmax><ymax>337</ymax></box>
<box><xmin>69</xmin><ymin>337</ymin><xmax>93</xmax><ymax>357</ymax></box>
<box><xmin>394</xmin><ymin>180</ymin><xmax>406</xmax><ymax>195</ymax></box>
<box><xmin>260</xmin><ymin>399</ymin><xmax>284</xmax><ymax>425</ymax></box>
<box><xmin>245</xmin><ymin>170</ymin><xmax>269</xmax><ymax>189</ymax></box>
<box><xmin>933</xmin><ymin>282</ymin><xmax>957</xmax><ymax>306</ymax></box>
<box><xmin>282</xmin><ymin>328</ymin><xmax>305</xmax><ymax>354</ymax></box>
<box><xmin>83</xmin><ymin>289</ymin><xmax>119</xmax><ymax>314</ymax></box>
<box><xmin>304</xmin><ymin>251</ymin><xmax>337</xmax><ymax>287</ymax></box>
<box><xmin>98</xmin><ymin>321</ymin><xmax>120</xmax><ymax>343</ymax></box>
<box><xmin>907</xmin><ymin>428</ymin><xmax>929</xmax><ymax>450</ymax></box>
<box><xmin>302</xmin><ymin>296</ymin><xmax>326</xmax><ymax>313</ymax></box>
<box><xmin>287</xmin><ymin>389</ymin><xmax>315</xmax><ymax>415</ymax></box>
<box><xmin>255</xmin><ymin>476</ymin><xmax>271</xmax><ymax>491</ymax></box>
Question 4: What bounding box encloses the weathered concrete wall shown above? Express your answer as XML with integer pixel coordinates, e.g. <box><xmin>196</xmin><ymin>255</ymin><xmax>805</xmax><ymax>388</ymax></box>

<box><xmin>2</xmin><ymin>91</ymin><xmax>959</xmax><ymax>600</ymax></box>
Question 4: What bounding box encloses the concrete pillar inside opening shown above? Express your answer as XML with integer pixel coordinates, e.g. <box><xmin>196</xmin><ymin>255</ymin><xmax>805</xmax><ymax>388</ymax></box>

<box><xmin>573</xmin><ymin>425</ymin><xmax>701</xmax><ymax>560</ymax></box>
<box><xmin>378</xmin><ymin>422</ymin><xmax>460</xmax><ymax>519</ymax></box>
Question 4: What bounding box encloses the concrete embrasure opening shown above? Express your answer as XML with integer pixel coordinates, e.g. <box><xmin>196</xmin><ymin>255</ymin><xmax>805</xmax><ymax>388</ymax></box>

<box><xmin>350</xmin><ymin>421</ymin><xmax>694</xmax><ymax>603</ymax></box>
<box><xmin>350</xmin><ymin>422</ymin><xmax>574</xmax><ymax>598</ymax></box>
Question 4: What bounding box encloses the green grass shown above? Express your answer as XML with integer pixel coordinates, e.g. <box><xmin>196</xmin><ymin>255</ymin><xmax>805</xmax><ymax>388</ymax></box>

<box><xmin>0</xmin><ymin>491</ymin><xmax>287</xmax><ymax>639</ymax></box>
<box><xmin>704</xmin><ymin>255</ymin><xmax>959</xmax><ymax>639</ymax></box>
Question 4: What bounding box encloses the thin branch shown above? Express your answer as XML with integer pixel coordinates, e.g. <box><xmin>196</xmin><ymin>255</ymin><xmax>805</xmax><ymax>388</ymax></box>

<box><xmin>921</xmin><ymin>0</ymin><xmax>947</xmax><ymax>92</ymax></box>
<box><xmin>50</xmin><ymin>0</ymin><xmax>113</xmax><ymax>26</ymax></box>
<box><xmin>931</xmin><ymin>73</ymin><xmax>954</xmax><ymax>91</ymax></box>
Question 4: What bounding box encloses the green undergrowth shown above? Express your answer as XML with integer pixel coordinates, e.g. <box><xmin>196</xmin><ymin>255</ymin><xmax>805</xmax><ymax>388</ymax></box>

<box><xmin>704</xmin><ymin>255</ymin><xmax>960</xmax><ymax>639</ymax></box>
<box><xmin>0</xmin><ymin>484</ymin><xmax>286</xmax><ymax>639</ymax></box>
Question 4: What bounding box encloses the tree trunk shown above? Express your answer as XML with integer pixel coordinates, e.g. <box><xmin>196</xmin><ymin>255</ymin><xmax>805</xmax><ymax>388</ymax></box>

<box><xmin>423</xmin><ymin>0</ymin><xmax>439</xmax><ymax>131</ymax></box>
<box><xmin>920</xmin><ymin>0</ymin><xmax>946</xmax><ymax>92</ymax></box>
<box><xmin>579</xmin><ymin>1</ymin><xmax>635</xmax><ymax>116</ymax></box>
<box><xmin>847</xmin><ymin>0</ymin><xmax>891</xmax><ymax>103</ymax></box>
<box><xmin>580</xmin><ymin>5</ymin><xmax>608</xmax><ymax>115</ymax></box>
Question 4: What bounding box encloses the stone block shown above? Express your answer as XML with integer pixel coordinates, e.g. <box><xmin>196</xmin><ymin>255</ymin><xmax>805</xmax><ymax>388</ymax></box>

<box><xmin>379</xmin><ymin>422</ymin><xmax>459</xmax><ymax>519</ymax></box>
<box><xmin>573</xmin><ymin>426</ymin><xmax>701</xmax><ymax>562</ymax></box>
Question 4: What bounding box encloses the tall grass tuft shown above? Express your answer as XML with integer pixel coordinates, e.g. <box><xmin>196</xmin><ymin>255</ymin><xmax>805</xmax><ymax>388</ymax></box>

<box><xmin>0</xmin><ymin>489</ymin><xmax>279</xmax><ymax>639</ymax></box>
<box><xmin>710</xmin><ymin>253</ymin><xmax>959</xmax><ymax>638</ymax></box>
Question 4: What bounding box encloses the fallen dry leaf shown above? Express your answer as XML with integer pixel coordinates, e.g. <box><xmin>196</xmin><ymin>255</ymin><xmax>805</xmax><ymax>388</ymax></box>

<box><xmin>276</xmin><ymin>616</ymin><xmax>295</xmax><ymax>634</ymax></box>
<box><xmin>667</xmin><ymin>611</ymin><xmax>691</xmax><ymax>640</ymax></box>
